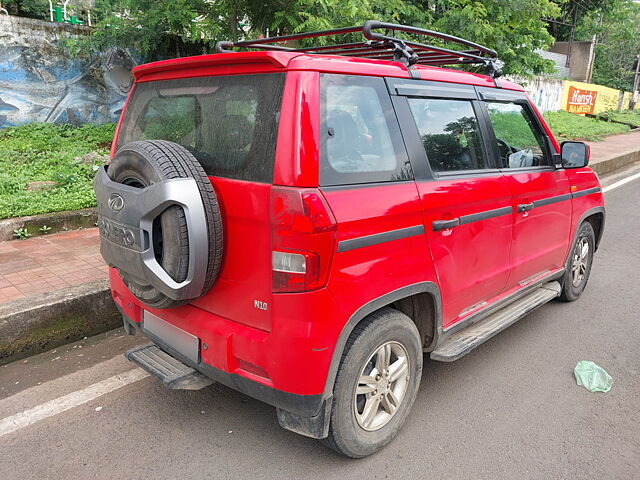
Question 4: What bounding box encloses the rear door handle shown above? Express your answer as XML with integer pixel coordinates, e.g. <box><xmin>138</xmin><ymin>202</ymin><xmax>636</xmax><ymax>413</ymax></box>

<box><xmin>432</xmin><ymin>219</ymin><xmax>460</xmax><ymax>231</ymax></box>
<box><xmin>517</xmin><ymin>203</ymin><xmax>534</xmax><ymax>213</ymax></box>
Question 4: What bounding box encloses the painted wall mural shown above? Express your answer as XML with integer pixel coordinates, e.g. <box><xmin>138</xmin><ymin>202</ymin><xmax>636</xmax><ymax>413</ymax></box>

<box><xmin>0</xmin><ymin>16</ymin><xmax>135</xmax><ymax>128</ymax></box>
<box><xmin>512</xmin><ymin>74</ymin><xmax>638</xmax><ymax>115</ymax></box>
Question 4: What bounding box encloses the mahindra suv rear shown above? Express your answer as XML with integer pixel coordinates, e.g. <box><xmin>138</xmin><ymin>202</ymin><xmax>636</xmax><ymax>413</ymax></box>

<box><xmin>95</xmin><ymin>21</ymin><xmax>604</xmax><ymax>458</ymax></box>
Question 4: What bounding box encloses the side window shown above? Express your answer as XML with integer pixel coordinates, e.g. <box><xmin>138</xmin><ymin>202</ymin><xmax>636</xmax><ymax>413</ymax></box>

<box><xmin>320</xmin><ymin>75</ymin><xmax>412</xmax><ymax>186</ymax></box>
<box><xmin>485</xmin><ymin>102</ymin><xmax>549</xmax><ymax>169</ymax></box>
<box><xmin>407</xmin><ymin>98</ymin><xmax>488</xmax><ymax>173</ymax></box>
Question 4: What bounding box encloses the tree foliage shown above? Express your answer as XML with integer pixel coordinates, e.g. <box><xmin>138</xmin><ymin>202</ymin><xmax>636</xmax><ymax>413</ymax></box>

<box><xmin>573</xmin><ymin>0</ymin><xmax>640</xmax><ymax>92</ymax></box>
<box><xmin>2</xmin><ymin>0</ymin><xmax>50</xmax><ymax>19</ymax></box>
<box><xmin>11</xmin><ymin>0</ymin><xmax>564</xmax><ymax>75</ymax></box>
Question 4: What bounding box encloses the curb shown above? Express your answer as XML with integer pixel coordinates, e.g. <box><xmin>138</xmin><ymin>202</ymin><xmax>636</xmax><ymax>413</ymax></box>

<box><xmin>591</xmin><ymin>149</ymin><xmax>640</xmax><ymax>176</ymax></box>
<box><xmin>0</xmin><ymin>208</ymin><xmax>97</xmax><ymax>242</ymax></box>
<box><xmin>0</xmin><ymin>279</ymin><xmax>120</xmax><ymax>365</ymax></box>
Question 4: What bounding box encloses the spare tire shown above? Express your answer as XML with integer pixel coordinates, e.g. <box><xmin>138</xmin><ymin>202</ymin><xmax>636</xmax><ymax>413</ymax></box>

<box><xmin>107</xmin><ymin>140</ymin><xmax>223</xmax><ymax>309</ymax></box>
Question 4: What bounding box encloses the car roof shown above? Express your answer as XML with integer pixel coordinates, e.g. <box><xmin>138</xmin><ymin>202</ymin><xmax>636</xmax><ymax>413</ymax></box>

<box><xmin>133</xmin><ymin>51</ymin><xmax>524</xmax><ymax>92</ymax></box>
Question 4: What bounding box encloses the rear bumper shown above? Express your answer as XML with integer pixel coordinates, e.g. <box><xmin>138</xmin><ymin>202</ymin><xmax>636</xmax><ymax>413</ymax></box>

<box><xmin>111</xmin><ymin>268</ymin><xmax>333</xmax><ymax>417</ymax></box>
<box><xmin>119</xmin><ymin>306</ymin><xmax>324</xmax><ymax>417</ymax></box>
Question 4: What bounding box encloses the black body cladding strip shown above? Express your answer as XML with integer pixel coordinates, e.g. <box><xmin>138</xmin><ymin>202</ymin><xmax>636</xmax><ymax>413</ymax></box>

<box><xmin>572</xmin><ymin>187</ymin><xmax>601</xmax><ymax>199</ymax></box>
<box><xmin>337</xmin><ymin>225</ymin><xmax>425</xmax><ymax>252</ymax></box>
<box><xmin>459</xmin><ymin>206</ymin><xmax>512</xmax><ymax>225</ymax></box>
<box><xmin>432</xmin><ymin>205</ymin><xmax>512</xmax><ymax>231</ymax></box>
<box><xmin>533</xmin><ymin>193</ymin><xmax>573</xmax><ymax>208</ymax></box>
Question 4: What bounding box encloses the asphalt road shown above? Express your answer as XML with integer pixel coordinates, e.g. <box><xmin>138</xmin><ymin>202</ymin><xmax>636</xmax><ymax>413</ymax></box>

<box><xmin>1</xmin><ymin>164</ymin><xmax>639</xmax><ymax>480</ymax></box>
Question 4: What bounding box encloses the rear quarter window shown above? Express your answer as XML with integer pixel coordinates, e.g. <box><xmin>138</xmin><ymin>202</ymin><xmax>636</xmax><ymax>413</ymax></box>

<box><xmin>320</xmin><ymin>74</ymin><xmax>412</xmax><ymax>186</ymax></box>
<box><xmin>116</xmin><ymin>73</ymin><xmax>285</xmax><ymax>183</ymax></box>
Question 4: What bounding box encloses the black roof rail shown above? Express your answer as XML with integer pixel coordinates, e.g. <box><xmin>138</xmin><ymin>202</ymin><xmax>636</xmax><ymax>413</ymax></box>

<box><xmin>215</xmin><ymin>20</ymin><xmax>502</xmax><ymax>78</ymax></box>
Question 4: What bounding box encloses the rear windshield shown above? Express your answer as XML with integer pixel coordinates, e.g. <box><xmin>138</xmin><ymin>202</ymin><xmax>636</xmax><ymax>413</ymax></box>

<box><xmin>116</xmin><ymin>73</ymin><xmax>286</xmax><ymax>183</ymax></box>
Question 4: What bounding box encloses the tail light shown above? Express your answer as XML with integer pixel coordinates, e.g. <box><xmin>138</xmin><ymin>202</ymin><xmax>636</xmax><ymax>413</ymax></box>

<box><xmin>271</xmin><ymin>186</ymin><xmax>337</xmax><ymax>293</ymax></box>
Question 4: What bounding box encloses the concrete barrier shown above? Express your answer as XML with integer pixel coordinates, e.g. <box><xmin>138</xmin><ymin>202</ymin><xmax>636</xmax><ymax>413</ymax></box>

<box><xmin>0</xmin><ymin>279</ymin><xmax>120</xmax><ymax>364</ymax></box>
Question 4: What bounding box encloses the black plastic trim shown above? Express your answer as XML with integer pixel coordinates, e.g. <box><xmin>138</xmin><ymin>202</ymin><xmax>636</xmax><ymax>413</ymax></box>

<box><xmin>476</xmin><ymin>87</ymin><xmax>528</xmax><ymax>102</ymax></box>
<box><xmin>460</xmin><ymin>206</ymin><xmax>512</xmax><ymax>225</ymax></box>
<box><xmin>517</xmin><ymin>203</ymin><xmax>534</xmax><ymax>213</ymax></box>
<box><xmin>577</xmin><ymin>205</ymin><xmax>606</xmax><ymax>250</ymax></box>
<box><xmin>337</xmin><ymin>225</ymin><xmax>425</xmax><ymax>252</ymax></box>
<box><xmin>432</xmin><ymin>205</ymin><xmax>512</xmax><ymax>231</ymax></box>
<box><xmin>389</xmin><ymin>94</ymin><xmax>431</xmax><ymax>180</ymax></box>
<box><xmin>433</xmin><ymin>168</ymin><xmax>502</xmax><ymax>179</ymax></box>
<box><xmin>276</xmin><ymin>396</ymin><xmax>332</xmax><ymax>439</ymax></box>
<box><xmin>572</xmin><ymin>187</ymin><xmax>601</xmax><ymax>199</ymax></box>
<box><xmin>320</xmin><ymin>180</ymin><xmax>415</xmax><ymax>192</ymax></box>
<box><xmin>392</xmin><ymin>80</ymin><xmax>477</xmax><ymax>99</ymax></box>
<box><xmin>323</xmin><ymin>282</ymin><xmax>442</xmax><ymax>398</ymax></box>
<box><xmin>533</xmin><ymin>193</ymin><xmax>573</xmax><ymax>208</ymax></box>
<box><xmin>432</xmin><ymin>218</ymin><xmax>460</xmax><ymax>231</ymax></box>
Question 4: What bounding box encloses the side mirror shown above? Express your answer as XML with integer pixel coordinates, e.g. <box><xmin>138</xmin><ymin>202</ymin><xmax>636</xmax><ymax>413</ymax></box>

<box><xmin>561</xmin><ymin>141</ymin><xmax>590</xmax><ymax>169</ymax></box>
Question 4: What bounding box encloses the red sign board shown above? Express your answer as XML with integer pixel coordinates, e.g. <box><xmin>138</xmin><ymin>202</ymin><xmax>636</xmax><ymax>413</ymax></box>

<box><xmin>566</xmin><ymin>86</ymin><xmax>598</xmax><ymax>114</ymax></box>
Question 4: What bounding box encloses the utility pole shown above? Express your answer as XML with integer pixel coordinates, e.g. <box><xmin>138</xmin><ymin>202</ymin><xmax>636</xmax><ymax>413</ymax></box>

<box><xmin>630</xmin><ymin>54</ymin><xmax>640</xmax><ymax>111</ymax></box>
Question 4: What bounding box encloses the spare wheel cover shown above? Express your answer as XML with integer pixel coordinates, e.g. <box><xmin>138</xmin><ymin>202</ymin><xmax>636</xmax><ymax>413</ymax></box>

<box><xmin>105</xmin><ymin>140</ymin><xmax>223</xmax><ymax>309</ymax></box>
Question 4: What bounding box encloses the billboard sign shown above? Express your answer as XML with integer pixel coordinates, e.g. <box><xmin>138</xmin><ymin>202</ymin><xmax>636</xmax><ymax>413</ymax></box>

<box><xmin>566</xmin><ymin>86</ymin><xmax>598</xmax><ymax>114</ymax></box>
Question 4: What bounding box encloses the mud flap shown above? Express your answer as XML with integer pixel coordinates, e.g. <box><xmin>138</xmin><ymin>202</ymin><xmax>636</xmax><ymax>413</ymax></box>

<box><xmin>276</xmin><ymin>395</ymin><xmax>332</xmax><ymax>439</ymax></box>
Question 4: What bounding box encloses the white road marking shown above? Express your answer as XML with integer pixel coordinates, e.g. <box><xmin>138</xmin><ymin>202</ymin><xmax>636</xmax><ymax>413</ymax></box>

<box><xmin>603</xmin><ymin>171</ymin><xmax>640</xmax><ymax>193</ymax></box>
<box><xmin>0</xmin><ymin>368</ymin><xmax>149</xmax><ymax>437</ymax></box>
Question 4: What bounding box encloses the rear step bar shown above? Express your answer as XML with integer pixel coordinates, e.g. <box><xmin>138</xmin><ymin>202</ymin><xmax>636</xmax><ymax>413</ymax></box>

<box><xmin>125</xmin><ymin>344</ymin><xmax>214</xmax><ymax>390</ymax></box>
<box><xmin>431</xmin><ymin>281</ymin><xmax>561</xmax><ymax>362</ymax></box>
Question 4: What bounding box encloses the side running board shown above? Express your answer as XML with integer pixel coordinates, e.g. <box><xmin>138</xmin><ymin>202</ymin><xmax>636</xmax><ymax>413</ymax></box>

<box><xmin>431</xmin><ymin>281</ymin><xmax>562</xmax><ymax>362</ymax></box>
<box><xmin>125</xmin><ymin>343</ymin><xmax>214</xmax><ymax>390</ymax></box>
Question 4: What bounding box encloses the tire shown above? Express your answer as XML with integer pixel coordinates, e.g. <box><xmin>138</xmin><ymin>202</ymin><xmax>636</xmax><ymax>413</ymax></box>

<box><xmin>324</xmin><ymin>307</ymin><xmax>423</xmax><ymax>458</ymax></box>
<box><xmin>107</xmin><ymin>140</ymin><xmax>223</xmax><ymax>309</ymax></box>
<box><xmin>559</xmin><ymin>221</ymin><xmax>595</xmax><ymax>302</ymax></box>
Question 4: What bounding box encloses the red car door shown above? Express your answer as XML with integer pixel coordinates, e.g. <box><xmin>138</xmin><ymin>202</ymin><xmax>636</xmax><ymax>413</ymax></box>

<box><xmin>477</xmin><ymin>88</ymin><xmax>572</xmax><ymax>288</ymax></box>
<box><xmin>390</xmin><ymin>80</ymin><xmax>513</xmax><ymax>329</ymax></box>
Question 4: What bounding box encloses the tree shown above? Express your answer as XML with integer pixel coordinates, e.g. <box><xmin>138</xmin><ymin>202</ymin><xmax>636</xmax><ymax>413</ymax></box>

<box><xmin>428</xmin><ymin>0</ymin><xmax>561</xmax><ymax>75</ymax></box>
<box><xmin>70</xmin><ymin>0</ymin><xmax>562</xmax><ymax>75</ymax></box>
<box><xmin>573</xmin><ymin>0</ymin><xmax>640</xmax><ymax>92</ymax></box>
<box><xmin>548</xmin><ymin>0</ymin><xmax>610</xmax><ymax>41</ymax></box>
<box><xmin>2</xmin><ymin>0</ymin><xmax>50</xmax><ymax>19</ymax></box>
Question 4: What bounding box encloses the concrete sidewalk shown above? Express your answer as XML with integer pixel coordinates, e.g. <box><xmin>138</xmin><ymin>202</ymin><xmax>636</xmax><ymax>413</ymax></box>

<box><xmin>589</xmin><ymin>129</ymin><xmax>640</xmax><ymax>175</ymax></box>
<box><xmin>0</xmin><ymin>229</ymin><xmax>107</xmax><ymax>304</ymax></box>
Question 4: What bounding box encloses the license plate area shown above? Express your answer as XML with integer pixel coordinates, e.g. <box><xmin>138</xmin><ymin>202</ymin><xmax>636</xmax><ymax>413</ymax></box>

<box><xmin>142</xmin><ymin>311</ymin><xmax>200</xmax><ymax>364</ymax></box>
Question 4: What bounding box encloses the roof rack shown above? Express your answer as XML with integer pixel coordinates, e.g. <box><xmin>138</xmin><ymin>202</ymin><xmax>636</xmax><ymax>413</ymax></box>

<box><xmin>215</xmin><ymin>20</ymin><xmax>502</xmax><ymax>78</ymax></box>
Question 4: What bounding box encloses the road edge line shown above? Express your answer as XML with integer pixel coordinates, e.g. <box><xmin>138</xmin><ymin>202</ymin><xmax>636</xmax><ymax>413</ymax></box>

<box><xmin>0</xmin><ymin>368</ymin><xmax>149</xmax><ymax>437</ymax></box>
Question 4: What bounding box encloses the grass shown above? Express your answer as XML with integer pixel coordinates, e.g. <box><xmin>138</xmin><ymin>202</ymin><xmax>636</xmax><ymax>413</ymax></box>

<box><xmin>488</xmin><ymin>111</ymin><xmax>541</xmax><ymax>148</ymax></box>
<box><xmin>0</xmin><ymin>123</ymin><xmax>115</xmax><ymax>220</ymax></box>
<box><xmin>594</xmin><ymin>110</ymin><xmax>640</xmax><ymax>128</ymax></box>
<box><xmin>543</xmin><ymin>110</ymin><xmax>630</xmax><ymax>141</ymax></box>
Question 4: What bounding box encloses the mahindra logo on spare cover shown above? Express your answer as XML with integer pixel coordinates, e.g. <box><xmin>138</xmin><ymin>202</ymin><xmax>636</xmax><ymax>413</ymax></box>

<box><xmin>566</xmin><ymin>86</ymin><xmax>598</xmax><ymax>114</ymax></box>
<box><xmin>108</xmin><ymin>193</ymin><xmax>125</xmax><ymax>211</ymax></box>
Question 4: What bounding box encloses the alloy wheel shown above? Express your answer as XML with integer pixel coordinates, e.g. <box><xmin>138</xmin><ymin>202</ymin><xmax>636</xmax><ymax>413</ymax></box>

<box><xmin>354</xmin><ymin>341</ymin><xmax>410</xmax><ymax>431</ymax></box>
<box><xmin>571</xmin><ymin>237</ymin><xmax>590</xmax><ymax>287</ymax></box>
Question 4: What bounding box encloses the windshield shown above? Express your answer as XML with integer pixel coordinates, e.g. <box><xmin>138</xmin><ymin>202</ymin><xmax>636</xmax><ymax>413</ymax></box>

<box><xmin>116</xmin><ymin>73</ymin><xmax>286</xmax><ymax>183</ymax></box>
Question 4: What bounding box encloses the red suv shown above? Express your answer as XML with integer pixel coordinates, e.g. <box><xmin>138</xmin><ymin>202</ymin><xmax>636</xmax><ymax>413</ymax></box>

<box><xmin>94</xmin><ymin>22</ymin><xmax>605</xmax><ymax>457</ymax></box>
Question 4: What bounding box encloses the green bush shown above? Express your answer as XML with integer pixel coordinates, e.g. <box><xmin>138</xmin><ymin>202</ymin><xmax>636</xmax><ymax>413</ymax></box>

<box><xmin>543</xmin><ymin>110</ymin><xmax>630</xmax><ymax>141</ymax></box>
<box><xmin>0</xmin><ymin>123</ymin><xmax>116</xmax><ymax>219</ymax></box>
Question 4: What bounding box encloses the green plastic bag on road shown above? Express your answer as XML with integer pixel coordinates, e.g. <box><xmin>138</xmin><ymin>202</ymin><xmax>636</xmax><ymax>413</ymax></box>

<box><xmin>574</xmin><ymin>361</ymin><xmax>613</xmax><ymax>393</ymax></box>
